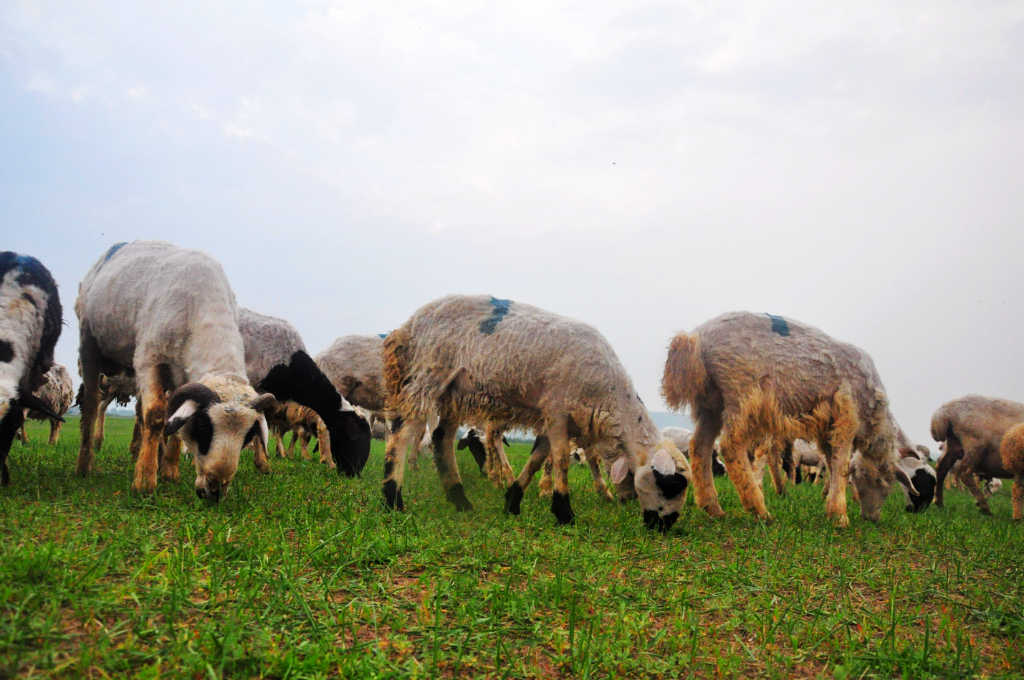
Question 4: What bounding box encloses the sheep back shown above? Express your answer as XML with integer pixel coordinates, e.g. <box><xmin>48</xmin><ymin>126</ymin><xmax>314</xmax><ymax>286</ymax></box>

<box><xmin>315</xmin><ymin>335</ymin><xmax>387</xmax><ymax>411</ymax></box>
<box><xmin>932</xmin><ymin>395</ymin><xmax>1024</xmax><ymax>452</ymax></box>
<box><xmin>238</xmin><ymin>307</ymin><xmax>306</xmax><ymax>387</ymax></box>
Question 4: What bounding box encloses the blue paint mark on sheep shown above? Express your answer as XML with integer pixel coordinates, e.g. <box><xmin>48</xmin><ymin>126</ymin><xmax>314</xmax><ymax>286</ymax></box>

<box><xmin>103</xmin><ymin>242</ymin><xmax>128</xmax><ymax>263</ymax></box>
<box><xmin>479</xmin><ymin>297</ymin><xmax>512</xmax><ymax>335</ymax></box>
<box><xmin>765</xmin><ymin>313</ymin><xmax>790</xmax><ymax>337</ymax></box>
<box><xmin>378</xmin><ymin>333</ymin><xmax>388</xmax><ymax>339</ymax></box>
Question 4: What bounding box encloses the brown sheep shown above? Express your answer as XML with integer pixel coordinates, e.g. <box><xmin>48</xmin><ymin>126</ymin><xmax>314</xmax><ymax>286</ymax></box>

<box><xmin>931</xmin><ymin>395</ymin><xmax>1024</xmax><ymax>515</ymax></box>
<box><xmin>998</xmin><ymin>423</ymin><xmax>1024</xmax><ymax>520</ymax></box>
<box><xmin>382</xmin><ymin>295</ymin><xmax>690</xmax><ymax>529</ymax></box>
<box><xmin>662</xmin><ymin>311</ymin><xmax>916</xmax><ymax>526</ymax></box>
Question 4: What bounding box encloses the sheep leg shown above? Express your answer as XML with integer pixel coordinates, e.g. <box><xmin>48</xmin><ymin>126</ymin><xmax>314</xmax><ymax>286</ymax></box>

<box><xmin>0</xmin><ymin>407</ymin><xmax>25</xmax><ymax>485</ymax></box>
<box><xmin>719</xmin><ymin>429</ymin><xmax>772</xmax><ymax>521</ymax></box>
<box><xmin>17</xmin><ymin>418</ymin><xmax>28</xmax><ymax>444</ymax></box>
<box><xmin>822</xmin><ymin>441</ymin><xmax>852</xmax><ymax>528</ymax></box>
<box><xmin>129</xmin><ymin>401</ymin><xmax>142</xmax><ymax>460</ymax></box>
<box><xmin>92</xmin><ymin>396</ymin><xmax>113</xmax><ymax>452</ymax></box>
<box><xmin>586</xmin><ymin>453</ymin><xmax>615</xmax><ymax>502</ymax></box>
<box><xmin>1012</xmin><ymin>476</ymin><xmax>1023</xmax><ymax>521</ymax></box>
<box><xmin>544</xmin><ymin>419</ymin><xmax>575</xmax><ymax>525</ymax></box>
<box><xmin>691</xmin><ymin>408</ymin><xmax>726</xmax><ymax>518</ymax></box>
<box><xmin>299</xmin><ymin>429</ymin><xmax>311</xmax><ymax>461</ymax></box>
<box><xmin>131</xmin><ymin>366</ymin><xmax>169</xmax><ymax>494</ymax></box>
<box><xmin>160</xmin><ymin>435</ymin><xmax>181</xmax><ymax>481</ymax></box>
<box><xmin>432</xmin><ymin>418</ymin><xmax>472</xmax><ymax>511</ymax></box>
<box><xmin>485</xmin><ymin>426</ymin><xmax>515</xmax><ymax>487</ymax></box>
<box><xmin>381</xmin><ymin>416</ymin><xmax>424</xmax><ymax>510</ymax></box>
<box><xmin>504</xmin><ymin>435</ymin><xmax>550</xmax><ymax>515</ymax></box>
<box><xmin>285</xmin><ymin>430</ymin><xmax>297</xmax><ymax>458</ymax></box>
<box><xmin>75</xmin><ymin>331</ymin><xmax>104</xmax><ymax>476</ymax></box>
<box><xmin>956</xmin><ymin>443</ymin><xmax>993</xmax><ymax>515</ymax></box>
<box><xmin>48</xmin><ymin>418</ymin><xmax>62</xmax><ymax>445</ymax></box>
<box><xmin>766</xmin><ymin>441</ymin><xmax>787</xmax><ymax>497</ymax></box>
<box><xmin>539</xmin><ymin>459</ymin><xmax>553</xmax><ymax>497</ymax></box>
<box><xmin>251</xmin><ymin>427</ymin><xmax>272</xmax><ymax>473</ymax></box>
<box><xmin>934</xmin><ymin>438</ymin><xmax>963</xmax><ymax>507</ymax></box>
<box><xmin>317</xmin><ymin>418</ymin><xmax>334</xmax><ymax>468</ymax></box>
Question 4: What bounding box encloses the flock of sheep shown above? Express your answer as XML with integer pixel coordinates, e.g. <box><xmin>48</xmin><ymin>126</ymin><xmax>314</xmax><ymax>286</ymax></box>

<box><xmin>1</xmin><ymin>241</ymin><xmax>1022</xmax><ymax>529</ymax></box>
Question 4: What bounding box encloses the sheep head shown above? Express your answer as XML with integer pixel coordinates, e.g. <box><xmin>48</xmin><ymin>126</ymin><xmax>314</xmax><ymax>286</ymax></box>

<box><xmin>165</xmin><ymin>382</ymin><xmax>277</xmax><ymax>503</ymax></box>
<box><xmin>849</xmin><ymin>450</ymin><xmax>896</xmax><ymax>522</ymax></box>
<box><xmin>612</xmin><ymin>439</ymin><xmax>691</xmax><ymax>532</ymax></box>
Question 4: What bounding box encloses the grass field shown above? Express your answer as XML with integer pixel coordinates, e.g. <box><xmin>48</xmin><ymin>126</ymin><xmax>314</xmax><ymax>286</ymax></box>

<box><xmin>1</xmin><ymin>416</ymin><xmax>1022</xmax><ymax>678</ymax></box>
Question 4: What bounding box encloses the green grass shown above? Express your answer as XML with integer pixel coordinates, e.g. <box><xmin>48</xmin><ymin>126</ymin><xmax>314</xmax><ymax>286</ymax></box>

<box><xmin>1</xmin><ymin>416</ymin><xmax>1022</xmax><ymax>678</ymax></box>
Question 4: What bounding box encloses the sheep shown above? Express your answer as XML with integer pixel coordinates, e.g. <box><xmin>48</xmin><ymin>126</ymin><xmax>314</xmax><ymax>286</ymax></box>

<box><xmin>237</xmin><ymin>307</ymin><xmax>333</xmax><ymax>465</ymax></box>
<box><xmin>380</xmin><ymin>294</ymin><xmax>689</xmax><ymax>529</ymax></box>
<box><xmin>661</xmin><ymin>427</ymin><xmax>726</xmax><ymax>476</ymax></box>
<box><xmin>537</xmin><ymin>439</ymin><xmax>617</xmax><ymax>502</ymax></box>
<box><xmin>0</xmin><ymin>252</ymin><xmax>63</xmax><ymax>485</ymax></box>
<box><xmin>315</xmin><ymin>334</ymin><xmax>389</xmax><ymax>412</ymax></box>
<box><xmin>931</xmin><ymin>395</ymin><xmax>1024</xmax><ymax>515</ymax></box>
<box><xmin>895</xmin><ymin>452</ymin><xmax>936</xmax><ymax>513</ymax></box>
<box><xmin>74</xmin><ymin>241</ymin><xmax>284</xmax><ymax>500</ymax></box>
<box><xmin>457</xmin><ymin>425</ymin><xmax>515</xmax><ymax>486</ymax></box>
<box><xmin>18</xmin><ymin>363</ymin><xmax>73</xmax><ymax>445</ymax></box>
<box><xmin>662</xmin><ymin>311</ymin><xmax>917</xmax><ymax>526</ymax></box>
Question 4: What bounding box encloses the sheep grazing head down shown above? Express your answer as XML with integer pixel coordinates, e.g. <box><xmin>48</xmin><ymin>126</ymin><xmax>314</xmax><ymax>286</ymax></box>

<box><xmin>611</xmin><ymin>440</ymin><xmax>691</xmax><ymax>532</ymax></box>
<box><xmin>164</xmin><ymin>382</ymin><xmax>277</xmax><ymax>502</ymax></box>
<box><xmin>849</xmin><ymin>450</ymin><xmax>901</xmax><ymax>522</ymax></box>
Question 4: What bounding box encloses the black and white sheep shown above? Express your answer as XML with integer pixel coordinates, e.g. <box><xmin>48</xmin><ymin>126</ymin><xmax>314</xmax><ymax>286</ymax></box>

<box><xmin>75</xmin><ymin>241</ymin><xmax>280</xmax><ymax>500</ymax></box>
<box><xmin>381</xmin><ymin>295</ymin><xmax>690</xmax><ymax>529</ymax></box>
<box><xmin>662</xmin><ymin>311</ymin><xmax>917</xmax><ymax>526</ymax></box>
<box><xmin>0</xmin><ymin>252</ymin><xmax>63</xmax><ymax>484</ymax></box>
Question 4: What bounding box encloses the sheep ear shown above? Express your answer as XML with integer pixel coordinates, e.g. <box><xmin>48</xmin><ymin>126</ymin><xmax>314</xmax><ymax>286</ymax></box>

<box><xmin>610</xmin><ymin>457</ymin><xmax>630</xmax><ymax>484</ymax></box>
<box><xmin>895</xmin><ymin>465</ymin><xmax>919</xmax><ymax>496</ymax></box>
<box><xmin>165</xmin><ymin>400</ymin><xmax>198</xmax><ymax>435</ymax></box>
<box><xmin>248</xmin><ymin>393</ymin><xmax>278</xmax><ymax>414</ymax></box>
<box><xmin>456</xmin><ymin>438</ymin><xmax>468</xmax><ymax>451</ymax></box>
<box><xmin>650</xmin><ymin>448</ymin><xmax>676</xmax><ymax>475</ymax></box>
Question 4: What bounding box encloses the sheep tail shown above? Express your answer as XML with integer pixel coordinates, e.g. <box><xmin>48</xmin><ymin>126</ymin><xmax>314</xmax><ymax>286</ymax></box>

<box><xmin>1000</xmin><ymin>423</ymin><xmax>1024</xmax><ymax>475</ymax></box>
<box><xmin>661</xmin><ymin>332</ymin><xmax>707</xmax><ymax>411</ymax></box>
<box><xmin>930</xmin><ymin>406</ymin><xmax>953</xmax><ymax>443</ymax></box>
<box><xmin>382</xmin><ymin>327</ymin><xmax>411</xmax><ymax>402</ymax></box>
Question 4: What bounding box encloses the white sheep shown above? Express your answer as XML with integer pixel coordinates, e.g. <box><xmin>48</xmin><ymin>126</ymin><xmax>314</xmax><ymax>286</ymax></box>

<box><xmin>381</xmin><ymin>295</ymin><xmax>690</xmax><ymax>529</ymax></box>
<box><xmin>75</xmin><ymin>241</ymin><xmax>282</xmax><ymax>500</ymax></box>
<box><xmin>0</xmin><ymin>252</ymin><xmax>63</xmax><ymax>484</ymax></box>
<box><xmin>663</xmin><ymin>311</ymin><xmax>917</xmax><ymax>526</ymax></box>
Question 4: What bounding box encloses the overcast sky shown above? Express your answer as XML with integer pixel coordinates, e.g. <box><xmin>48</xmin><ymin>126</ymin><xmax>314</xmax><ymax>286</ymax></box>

<box><xmin>2</xmin><ymin>1</ymin><xmax>1023</xmax><ymax>449</ymax></box>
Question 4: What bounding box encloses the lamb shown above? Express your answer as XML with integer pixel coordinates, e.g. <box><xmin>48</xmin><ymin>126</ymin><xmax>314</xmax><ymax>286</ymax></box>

<box><xmin>381</xmin><ymin>295</ymin><xmax>690</xmax><ymax>528</ymax></box>
<box><xmin>19</xmin><ymin>363</ymin><xmax>73</xmax><ymax>445</ymax></box>
<box><xmin>0</xmin><ymin>252</ymin><xmax>63</xmax><ymax>485</ymax></box>
<box><xmin>75</xmin><ymin>241</ymin><xmax>282</xmax><ymax>500</ymax></box>
<box><xmin>662</xmin><ymin>311</ymin><xmax>917</xmax><ymax>526</ymax></box>
<box><xmin>931</xmin><ymin>394</ymin><xmax>1024</xmax><ymax>515</ymax></box>
<box><xmin>264</xmin><ymin>401</ymin><xmax>326</xmax><ymax>461</ymax></box>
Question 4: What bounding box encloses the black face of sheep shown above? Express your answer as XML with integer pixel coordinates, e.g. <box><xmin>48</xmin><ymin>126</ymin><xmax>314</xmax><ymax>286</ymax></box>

<box><xmin>165</xmin><ymin>384</ymin><xmax>276</xmax><ymax>503</ymax></box>
<box><xmin>258</xmin><ymin>351</ymin><xmax>371</xmax><ymax>477</ymax></box>
<box><xmin>456</xmin><ymin>429</ymin><xmax>487</xmax><ymax>473</ymax></box>
<box><xmin>617</xmin><ymin>446</ymin><xmax>690</xmax><ymax>532</ymax></box>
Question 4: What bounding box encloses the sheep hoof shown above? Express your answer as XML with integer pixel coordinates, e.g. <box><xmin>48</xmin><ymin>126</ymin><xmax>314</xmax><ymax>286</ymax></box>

<box><xmin>504</xmin><ymin>483</ymin><xmax>524</xmax><ymax>515</ymax></box>
<box><xmin>446</xmin><ymin>483</ymin><xmax>473</xmax><ymax>511</ymax></box>
<box><xmin>551</xmin><ymin>491</ymin><xmax>574</xmax><ymax>525</ymax></box>
<box><xmin>833</xmin><ymin>514</ymin><xmax>850</xmax><ymax>528</ymax></box>
<box><xmin>382</xmin><ymin>480</ymin><xmax>404</xmax><ymax>511</ymax></box>
<box><xmin>702</xmin><ymin>504</ymin><xmax>726</xmax><ymax>519</ymax></box>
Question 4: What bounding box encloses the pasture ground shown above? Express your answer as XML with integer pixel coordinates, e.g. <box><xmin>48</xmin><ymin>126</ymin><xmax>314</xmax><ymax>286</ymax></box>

<box><xmin>1</xmin><ymin>416</ymin><xmax>1022</xmax><ymax>678</ymax></box>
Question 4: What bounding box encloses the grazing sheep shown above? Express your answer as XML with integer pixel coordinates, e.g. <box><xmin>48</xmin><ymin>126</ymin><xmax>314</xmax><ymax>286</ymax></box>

<box><xmin>316</xmin><ymin>334</ymin><xmax>389</xmax><ymax>412</ymax></box>
<box><xmin>930</xmin><ymin>394</ymin><xmax>1024</xmax><ymax>515</ymax></box>
<box><xmin>537</xmin><ymin>440</ymin><xmax>617</xmax><ymax>502</ymax></box>
<box><xmin>661</xmin><ymin>427</ymin><xmax>726</xmax><ymax>476</ymax></box>
<box><xmin>0</xmin><ymin>252</ymin><xmax>63</xmax><ymax>485</ymax></box>
<box><xmin>662</xmin><ymin>311</ymin><xmax>916</xmax><ymax>526</ymax></box>
<box><xmin>236</xmin><ymin>308</ymin><xmax>335</xmax><ymax>466</ymax></box>
<box><xmin>895</xmin><ymin>452</ymin><xmax>936</xmax><ymax>513</ymax></box>
<box><xmin>19</xmin><ymin>363</ymin><xmax>73</xmax><ymax>445</ymax></box>
<box><xmin>457</xmin><ymin>426</ymin><xmax>515</xmax><ymax>486</ymax></box>
<box><xmin>382</xmin><ymin>295</ymin><xmax>689</xmax><ymax>528</ymax></box>
<box><xmin>75</xmin><ymin>241</ymin><xmax>284</xmax><ymax>500</ymax></box>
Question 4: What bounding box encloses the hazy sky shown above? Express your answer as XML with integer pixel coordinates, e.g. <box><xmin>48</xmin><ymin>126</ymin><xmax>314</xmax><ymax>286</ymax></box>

<box><xmin>2</xmin><ymin>1</ymin><xmax>1022</xmax><ymax>449</ymax></box>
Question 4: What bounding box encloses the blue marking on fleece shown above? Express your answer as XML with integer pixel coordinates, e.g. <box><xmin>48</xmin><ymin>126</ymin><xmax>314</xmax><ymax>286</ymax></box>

<box><xmin>765</xmin><ymin>313</ymin><xmax>790</xmax><ymax>337</ymax></box>
<box><xmin>378</xmin><ymin>333</ymin><xmax>388</xmax><ymax>339</ymax></box>
<box><xmin>479</xmin><ymin>297</ymin><xmax>512</xmax><ymax>335</ymax></box>
<box><xmin>103</xmin><ymin>242</ymin><xmax>128</xmax><ymax>262</ymax></box>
